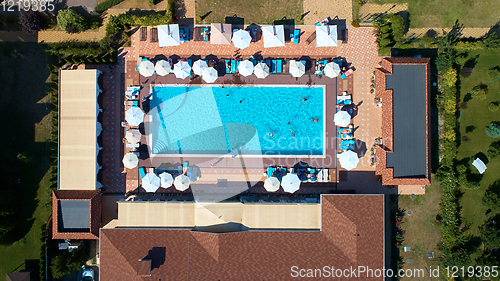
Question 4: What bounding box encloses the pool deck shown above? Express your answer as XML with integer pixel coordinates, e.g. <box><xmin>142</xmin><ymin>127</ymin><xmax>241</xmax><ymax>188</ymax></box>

<box><xmin>126</xmin><ymin>60</ymin><xmax>341</xmax><ymax>184</ymax></box>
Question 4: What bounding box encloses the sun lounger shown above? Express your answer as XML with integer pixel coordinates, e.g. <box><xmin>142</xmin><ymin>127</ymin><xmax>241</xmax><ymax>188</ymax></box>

<box><xmin>139</xmin><ymin>167</ymin><xmax>146</xmax><ymax>178</ymax></box>
<box><xmin>337</xmin><ymin>95</ymin><xmax>352</xmax><ymax>105</ymax></box>
<box><xmin>126</xmin><ymin>142</ymin><xmax>140</xmax><ymax>148</ymax></box>
<box><xmin>306</xmin><ymin>31</ymin><xmax>316</xmax><ymax>45</ymax></box>
<box><xmin>341</xmin><ymin>68</ymin><xmax>354</xmax><ymax>80</ymax></box>
<box><xmin>124</xmin><ymin>100</ymin><xmax>139</xmax><ymax>106</ymax></box>
<box><xmin>250</xmin><ymin>28</ymin><xmax>257</xmax><ymax>42</ymax></box>
<box><xmin>340</xmin><ymin>140</ymin><xmax>355</xmax><ymax>150</ymax></box>
<box><xmin>271</xmin><ymin>59</ymin><xmax>282</xmax><ymax>73</ymax></box>
<box><xmin>267</xmin><ymin>166</ymin><xmax>274</xmax><ymax>178</ymax></box>
<box><xmin>235</xmin><ymin>60</ymin><xmax>240</xmax><ymax>71</ymax></box>
<box><xmin>231</xmin><ymin>60</ymin><xmax>236</xmax><ymax>73</ymax></box>
<box><xmin>187</xmin><ymin>58</ymin><xmax>193</xmax><ymax>77</ymax></box>
<box><xmin>191</xmin><ymin>167</ymin><xmax>198</xmax><ymax>181</ymax></box>
<box><xmin>225</xmin><ymin>60</ymin><xmax>231</xmax><ymax>73</ymax></box>
<box><xmin>339</xmin><ymin>133</ymin><xmax>354</xmax><ymax>140</ymax></box>
<box><xmin>203</xmin><ymin>27</ymin><xmax>209</xmax><ymax>41</ymax></box>
<box><xmin>293</xmin><ymin>29</ymin><xmax>300</xmax><ymax>44</ymax></box>
<box><xmin>324</xmin><ymin>169</ymin><xmax>329</xmax><ymax>182</ymax></box>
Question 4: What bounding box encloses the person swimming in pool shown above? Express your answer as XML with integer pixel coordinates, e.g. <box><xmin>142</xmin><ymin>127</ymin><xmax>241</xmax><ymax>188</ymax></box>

<box><xmin>267</xmin><ymin>132</ymin><xmax>274</xmax><ymax>137</ymax></box>
<box><xmin>301</xmin><ymin>98</ymin><xmax>308</xmax><ymax>101</ymax></box>
<box><xmin>289</xmin><ymin>129</ymin><xmax>295</xmax><ymax>137</ymax></box>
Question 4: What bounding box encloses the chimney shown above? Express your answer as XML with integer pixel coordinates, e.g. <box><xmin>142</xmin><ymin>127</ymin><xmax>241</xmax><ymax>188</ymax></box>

<box><xmin>137</xmin><ymin>259</ymin><xmax>152</xmax><ymax>276</ymax></box>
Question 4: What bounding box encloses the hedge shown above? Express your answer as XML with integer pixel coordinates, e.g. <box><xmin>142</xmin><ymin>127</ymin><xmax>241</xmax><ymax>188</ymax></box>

<box><xmin>95</xmin><ymin>0</ymin><xmax>125</xmax><ymax>13</ymax></box>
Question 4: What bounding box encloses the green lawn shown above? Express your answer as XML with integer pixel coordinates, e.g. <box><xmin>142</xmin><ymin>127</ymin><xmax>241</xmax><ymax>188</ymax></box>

<box><xmin>398</xmin><ymin>179</ymin><xmax>442</xmax><ymax>280</ymax></box>
<box><xmin>0</xmin><ymin>42</ymin><xmax>53</xmax><ymax>279</ymax></box>
<box><xmin>195</xmin><ymin>0</ymin><xmax>303</xmax><ymax>25</ymax></box>
<box><xmin>372</xmin><ymin>0</ymin><xmax>500</xmax><ymax>28</ymax></box>
<box><xmin>457</xmin><ymin>49</ymin><xmax>500</xmax><ymax>237</ymax></box>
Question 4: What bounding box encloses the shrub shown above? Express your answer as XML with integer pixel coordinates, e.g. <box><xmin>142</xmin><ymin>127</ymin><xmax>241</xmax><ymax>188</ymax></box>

<box><xmin>351</xmin><ymin>20</ymin><xmax>360</xmax><ymax>28</ymax></box>
<box><xmin>479</xmin><ymin>218</ymin><xmax>500</xmax><ymax>248</ymax></box>
<box><xmin>489</xmin><ymin>102</ymin><xmax>499</xmax><ymax>112</ymax></box>
<box><xmin>488</xmin><ymin>67</ymin><xmax>500</xmax><ymax>79</ymax></box>
<box><xmin>90</xmin><ymin>20</ymin><xmax>100</xmax><ymax>30</ymax></box>
<box><xmin>465</xmin><ymin>125</ymin><xmax>476</xmax><ymax>133</ymax></box>
<box><xmin>455</xmin><ymin>54</ymin><xmax>468</xmax><ymax>66</ymax></box>
<box><xmin>388</xmin><ymin>14</ymin><xmax>405</xmax><ymax>41</ymax></box>
<box><xmin>487</xmin><ymin>141</ymin><xmax>500</xmax><ymax>158</ymax></box>
<box><xmin>444</xmin><ymin>99</ymin><xmax>456</xmax><ymax>114</ymax></box>
<box><xmin>95</xmin><ymin>0</ymin><xmax>125</xmax><ymax>13</ymax></box>
<box><xmin>444</xmin><ymin>130</ymin><xmax>456</xmax><ymax>141</ymax></box>
<box><xmin>460</xmin><ymin>67</ymin><xmax>473</xmax><ymax>78</ymax></box>
<box><xmin>57</xmin><ymin>9</ymin><xmax>87</xmax><ymax>33</ymax></box>
<box><xmin>379</xmin><ymin>24</ymin><xmax>391</xmax><ymax>33</ymax></box>
<box><xmin>471</xmin><ymin>84</ymin><xmax>488</xmax><ymax>100</ymax></box>
<box><xmin>443</xmin><ymin>68</ymin><xmax>457</xmax><ymax>88</ymax></box>
<box><xmin>149</xmin><ymin>0</ymin><xmax>155</xmax><ymax>5</ymax></box>
<box><xmin>481</xmin><ymin>34</ymin><xmax>500</xmax><ymax>49</ymax></box>
<box><xmin>50</xmin><ymin>248</ymin><xmax>88</xmax><ymax>279</ymax></box>
<box><xmin>379</xmin><ymin>38</ymin><xmax>391</xmax><ymax>47</ymax></box>
<box><xmin>436</xmin><ymin>54</ymin><xmax>452</xmax><ymax>73</ymax></box>
<box><xmin>19</xmin><ymin>10</ymin><xmax>43</xmax><ymax>34</ymax></box>
<box><xmin>378</xmin><ymin>46</ymin><xmax>391</xmax><ymax>55</ymax></box>
<box><xmin>486</xmin><ymin>122</ymin><xmax>500</xmax><ymax>138</ymax></box>
<box><xmin>198</xmin><ymin>15</ymin><xmax>204</xmax><ymax>23</ymax></box>
<box><xmin>165</xmin><ymin>0</ymin><xmax>175</xmax><ymax>22</ymax></box>
<box><xmin>455</xmin><ymin>41</ymin><xmax>482</xmax><ymax>50</ymax></box>
<box><xmin>420</xmin><ymin>35</ymin><xmax>434</xmax><ymax>45</ymax></box>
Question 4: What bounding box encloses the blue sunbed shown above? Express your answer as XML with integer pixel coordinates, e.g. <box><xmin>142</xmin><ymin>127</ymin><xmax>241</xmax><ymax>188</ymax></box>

<box><xmin>203</xmin><ymin>27</ymin><xmax>209</xmax><ymax>41</ymax></box>
<box><xmin>271</xmin><ymin>60</ymin><xmax>278</xmax><ymax>73</ymax></box>
<box><xmin>184</xmin><ymin>27</ymin><xmax>189</xmax><ymax>41</ymax></box>
<box><xmin>139</xmin><ymin>167</ymin><xmax>146</xmax><ymax>178</ymax></box>
<box><xmin>235</xmin><ymin>60</ymin><xmax>240</xmax><ymax>72</ymax></box>
<box><xmin>293</xmin><ymin>29</ymin><xmax>300</xmax><ymax>44</ymax></box>
<box><xmin>136</xmin><ymin>57</ymin><xmax>148</xmax><ymax>71</ymax></box>
<box><xmin>187</xmin><ymin>58</ymin><xmax>193</xmax><ymax>77</ymax></box>
<box><xmin>267</xmin><ymin>166</ymin><xmax>274</xmax><ymax>178</ymax></box>
<box><xmin>276</xmin><ymin>59</ymin><xmax>282</xmax><ymax>73</ymax></box>
<box><xmin>340</xmin><ymin>140</ymin><xmax>355</xmax><ymax>150</ymax></box>
<box><xmin>231</xmin><ymin>60</ymin><xmax>236</xmax><ymax>73</ymax></box>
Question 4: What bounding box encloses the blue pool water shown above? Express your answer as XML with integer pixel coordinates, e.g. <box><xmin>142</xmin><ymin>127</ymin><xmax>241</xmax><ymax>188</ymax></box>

<box><xmin>149</xmin><ymin>85</ymin><xmax>324</xmax><ymax>155</ymax></box>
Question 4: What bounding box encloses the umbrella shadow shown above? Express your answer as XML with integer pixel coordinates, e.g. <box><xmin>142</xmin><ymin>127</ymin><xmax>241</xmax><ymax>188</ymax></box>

<box><xmin>354</xmin><ymin>139</ymin><xmax>368</xmax><ymax>158</ymax></box>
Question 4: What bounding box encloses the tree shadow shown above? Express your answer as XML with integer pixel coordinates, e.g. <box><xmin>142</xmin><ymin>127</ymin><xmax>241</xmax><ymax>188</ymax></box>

<box><xmin>200</xmin><ymin>11</ymin><xmax>212</xmax><ymax>21</ymax></box>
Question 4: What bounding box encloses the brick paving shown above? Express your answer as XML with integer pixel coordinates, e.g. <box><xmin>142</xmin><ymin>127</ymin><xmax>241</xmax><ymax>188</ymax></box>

<box><xmin>303</xmin><ymin>0</ymin><xmax>352</xmax><ymax>25</ymax></box>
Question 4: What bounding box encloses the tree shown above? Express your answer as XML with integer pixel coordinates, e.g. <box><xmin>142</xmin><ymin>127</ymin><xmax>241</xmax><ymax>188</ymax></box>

<box><xmin>471</xmin><ymin>84</ymin><xmax>488</xmax><ymax>100</ymax></box>
<box><xmin>489</xmin><ymin>102</ymin><xmax>499</xmax><ymax>112</ymax></box>
<box><xmin>486</xmin><ymin>122</ymin><xmax>500</xmax><ymax>138</ymax></box>
<box><xmin>488</xmin><ymin>67</ymin><xmax>500</xmax><ymax>79</ymax></box>
<box><xmin>481</xmin><ymin>33</ymin><xmax>500</xmax><ymax>49</ymax></box>
<box><xmin>57</xmin><ymin>9</ymin><xmax>87</xmax><ymax>33</ymax></box>
<box><xmin>50</xmin><ymin>246</ymin><xmax>87</xmax><ymax>278</ymax></box>
<box><xmin>479</xmin><ymin>217</ymin><xmax>500</xmax><ymax>249</ymax></box>
<box><xmin>19</xmin><ymin>10</ymin><xmax>43</xmax><ymax>34</ymax></box>
<box><xmin>483</xmin><ymin>181</ymin><xmax>500</xmax><ymax>209</ymax></box>
<box><xmin>388</xmin><ymin>14</ymin><xmax>405</xmax><ymax>41</ymax></box>
<box><xmin>488</xmin><ymin>141</ymin><xmax>500</xmax><ymax>158</ymax></box>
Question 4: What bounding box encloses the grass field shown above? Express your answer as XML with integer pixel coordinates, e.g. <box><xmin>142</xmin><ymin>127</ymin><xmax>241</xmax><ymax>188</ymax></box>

<box><xmin>398</xmin><ymin>178</ymin><xmax>442</xmax><ymax>280</ymax></box>
<box><xmin>457</xmin><ymin>49</ymin><xmax>500</xmax><ymax>238</ymax></box>
<box><xmin>195</xmin><ymin>0</ymin><xmax>303</xmax><ymax>25</ymax></box>
<box><xmin>0</xmin><ymin>42</ymin><xmax>53</xmax><ymax>279</ymax></box>
<box><xmin>371</xmin><ymin>0</ymin><xmax>500</xmax><ymax>28</ymax></box>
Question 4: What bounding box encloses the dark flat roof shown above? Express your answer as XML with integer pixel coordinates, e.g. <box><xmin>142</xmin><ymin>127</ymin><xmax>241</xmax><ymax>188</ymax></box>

<box><xmin>386</xmin><ymin>65</ymin><xmax>427</xmax><ymax>178</ymax></box>
<box><xmin>58</xmin><ymin>200</ymin><xmax>91</xmax><ymax>231</ymax></box>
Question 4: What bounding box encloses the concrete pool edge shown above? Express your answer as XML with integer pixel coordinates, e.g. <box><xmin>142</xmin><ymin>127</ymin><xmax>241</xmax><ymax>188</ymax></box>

<box><xmin>145</xmin><ymin>84</ymin><xmax>327</xmax><ymax>159</ymax></box>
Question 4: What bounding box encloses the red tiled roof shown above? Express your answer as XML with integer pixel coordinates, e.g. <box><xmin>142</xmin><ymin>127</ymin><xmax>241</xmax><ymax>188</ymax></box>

<box><xmin>375</xmin><ymin>58</ymin><xmax>431</xmax><ymax>186</ymax></box>
<box><xmin>52</xmin><ymin>190</ymin><xmax>101</xmax><ymax>240</ymax></box>
<box><xmin>100</xmin><ymin>195</ymin><xmax>385</xmax><ymax>280</ymax></box>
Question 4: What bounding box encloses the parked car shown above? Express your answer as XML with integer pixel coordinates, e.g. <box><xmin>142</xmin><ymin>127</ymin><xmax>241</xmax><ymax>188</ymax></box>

<box><xmin>82</xmin><ymin>266</ymin><xmax>94</xmax><ymax>281</ymax></box>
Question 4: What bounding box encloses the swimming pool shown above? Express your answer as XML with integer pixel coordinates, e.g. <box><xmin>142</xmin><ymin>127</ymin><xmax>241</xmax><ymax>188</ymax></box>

<box><xmin>148</xmin><ymin>85</ymin><xmax>324</xmax><ymax>156</ymax></box>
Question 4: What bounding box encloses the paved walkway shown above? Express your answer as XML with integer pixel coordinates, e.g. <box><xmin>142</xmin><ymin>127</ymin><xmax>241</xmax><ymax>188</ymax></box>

<box><xmin>0</xmin><ymin>31</ymin><xmax>37</xmax><ymax>42</ymax></box>
<box><xmin>303</xmin><ymin>0</ymin><xmax>352</xmax><ymax>25</ymax></box>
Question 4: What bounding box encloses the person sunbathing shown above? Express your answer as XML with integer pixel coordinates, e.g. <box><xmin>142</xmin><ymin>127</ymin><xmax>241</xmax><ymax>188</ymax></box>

<box><xmin>226</xmin><ymin>62</ymin><xmax>231</xmax><ymax>71</ymax></box>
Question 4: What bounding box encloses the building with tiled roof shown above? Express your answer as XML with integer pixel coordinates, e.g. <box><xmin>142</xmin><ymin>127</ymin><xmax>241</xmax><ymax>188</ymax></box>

<box><xmin>375</xmin><ymin>57</ymin><xmax>431</xmax><ymax>186</ymax></box>
<box><xmin>52</xmin><ymin>190</ymin><xmax>101</xmax><ymax>240</ymax></box>
<box><xmin>99</xmin><ymin>194</ymin><xmax>385</xmax><ymax>280</ymax></box>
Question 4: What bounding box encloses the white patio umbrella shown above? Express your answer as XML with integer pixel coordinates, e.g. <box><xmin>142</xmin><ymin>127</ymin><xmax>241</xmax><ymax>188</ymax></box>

<box><xmin>262</xmin><ymin>25</ymin><xmax>285</xmax><ymax>48</ymax></box>
<box><xmin>142</xmin><ymin>173</ymin><xmax>160</xmax><ymax>192</ymax></box>
<box><xmin>158</xmin><ymin>24</ymin><xmax>181</xmax><ymax>47</ymax></box>
<box><xmin>289</xmin><ymin>60</ymin><xmax>305</xmax><ymax>77</ymax></box>
<box><xmin>281</xmin><ymin>173</ymin><xmax>301</xmax><ymax>193</ymax></box>
<box><xmin>193</xmin><ymin>60</ymin><xmax>208</xmax><ymax>76</ymax></box>
<box><xmin>264</xmin><ymin>177</ymin><xmax>280</xmax><ymax>192</ymax></box>
<box><xmin>174</xmin><ymin>174</ymin><xmax>191</xmax><ymax>191</ymax></box>
<box><xmin>155</xmin><ymin>60</ymin><xmax>171</xmax><ymax>76</ymax></box>
<box><xmin>333</xmin><ymin>111</ymin><xmax>351</xmax><ymax>127</ymax></box>
<box><xmin>122</xmin><ymin>152</ymin><xmax>139</xmax><ymax>169</ymax></box>
<box><xmin>202</xmin><ymin>67</ymin><xmax>218</xmax><ymax>83</ymax></box>
<box><xmin>96</xmin><ymin>122</ymin><xmax>102</xmax><ymax>137</ymax></box>
<box><xmin>324</xmin><ymin>62</ymin><xmax>341</xmax><ymax>78</ymax></box>
<box><xmin>238</xmin><ymin>60</ymin><xmax>254</xmax><ymax>77</ymax></box>
<box><xmin>125</xmin><ymin>129</ymin><xmax>141</xmax><ymax>143</ymax></box>
<box><xmin>337</xmin><ymin>150</ymin><xmax>359</xmax><ymax>170</ymax></box>
<box><xmin>232</xmin><ymin>29</ymin><xmax>251</xmax><ymax>49</ymax></box>
<box><xmin>125</xmin><ymin>106</ymin><xmax>144</xmax><ymax>126</ymax></box>
<box><xmin>173</xmin><ymin>60</ymin><xmax>191</xmax><ymax>79</ymax></box>
<box><xmin>254</xmin><ymin>62</ymin><xmax>270</xmax><ymax>79</ymax></box>
<box><xmin>316</xmin><ymin>25</ymin><xmax>338</xmax><ymax>47</ymax></box>
<box><xmin>139</xmin><ymin>60</ymin><xmax>155</xmax><ymax>77</ymax></box>
<box><xmin>159</xmin><ymin>172</ymin><xmax>174</xmax><ymax>188</ymax></box>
